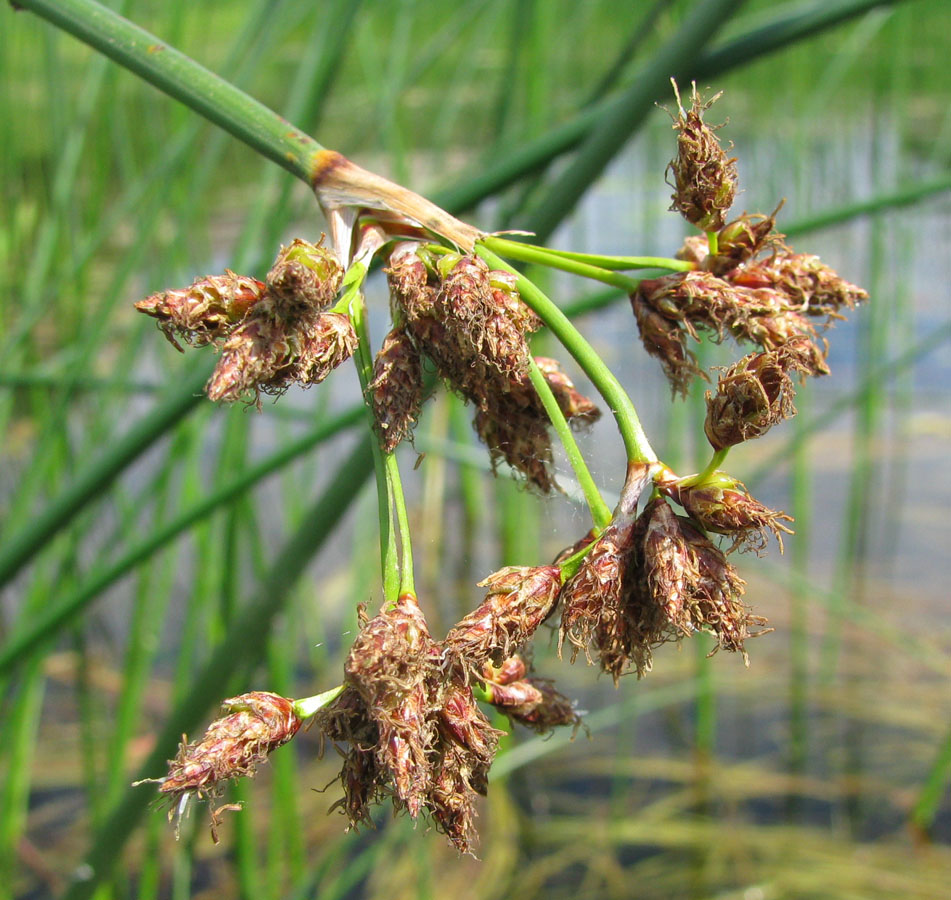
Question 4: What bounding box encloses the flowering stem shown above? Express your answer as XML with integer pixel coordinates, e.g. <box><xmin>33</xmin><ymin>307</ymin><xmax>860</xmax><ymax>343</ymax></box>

<box><xmin>527</xmin><ymin>359</ymin><xmax>611</xmax><ymax>530</ymax></box>
<box><xmin>345</xmin><ymin>268</ymin><xmax>398</xmax><ymax>603</ymax></box>
<box><xmin>486</xmin><ymin>236</ymin><xmax>692</xmax><ymax>275</ymax></box>
<box><xmin>292</xmin><ymin>684</ymin><xmax>345</xmax><ymax>720</ymax></box>
<box><xmin>347</xmin><ymin>271</ymin><xmax>416</xmax><ymax>604</ymax></box>
<box><xmin>482</xmin><ymin>236</ymin><xmax>642</xmax><ymax>292</ymax></box>
<box><xmin>386</xmin><ymin>452</ymin><xmax>416</xmax><ymax>600</ymax></box>
<box><xmin>475</xmin><ymin>245</ymin><xmax>657</xmax><ymax>465</ymax></box>
<box><xmin>706</xmin><ymin>230</ymin><xmax>719</xmax><ymax>257</ymax></box>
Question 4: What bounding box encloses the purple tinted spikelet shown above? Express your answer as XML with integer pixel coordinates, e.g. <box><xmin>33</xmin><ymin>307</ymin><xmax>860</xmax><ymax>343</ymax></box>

<box><xmin>135</xmin><ymin>271</ymin><xmax>265</xmax><ymax>350</ymax></box>
<box><xmin>558</xmin><ymin>464</ymin><xmax>651</xmax><ymax>682</ymax></box>
<box><xmin>290</xmin><ymin>312</ymin><xmax>358</xmax><ymax>386</ymax></box>
<box><xmin>205</xmin><ymin>306</ymin><xmax>357</xmax><ymax>403</ymax></box>
<box><xmin>666</xmin><ymin>81</ymin><xmax>737</xmax><ymax>231</ymax></box>
<box><xmin>634</xmin><ymin>498</ymin><xmax>767</xmax><ymax>663</ymax></box>
<box><xmin>343</xmin><ymin>594</ymin><xmax>441</xmax><ymax>818</ymax></box>
<box><xmin>733</xmin><ymin>251</ymin><xmax>868</xmax><ymax>319</ymax></box>
<box><xmin>534</xmin><ymin>356</ymin><xmax>602</xmax><ymax>424</ymax></box>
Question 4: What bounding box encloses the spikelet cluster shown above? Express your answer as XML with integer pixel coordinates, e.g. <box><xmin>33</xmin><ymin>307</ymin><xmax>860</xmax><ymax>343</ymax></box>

<box><xmin>385</xmin><ymin>248</ymin><xmax>600</xmax><ymax>490</ymax></box>
<box><xmin>136</xmin><ymin>238</ymin><xmax>356</xmax><ymax>404</ymax></box>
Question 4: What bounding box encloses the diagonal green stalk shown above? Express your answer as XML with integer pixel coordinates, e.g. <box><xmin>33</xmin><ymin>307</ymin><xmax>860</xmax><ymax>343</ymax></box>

<box><xmin>526</xmin><ymin>358</ymin><xmax>611</xmax><ymax>530</ymax></box>
<box><xmin>11</xmin><ymin>0</ymin><xmax>325</xmax><ymax>181</ymax></box>
<box><xmin>523</xmin><ymin>0</ymin><xmax>745</xmax><ymax>241</ymax></box>
<box><xmin>60</xmin><ymin>438</ymin><xmax>375</xmax><ymax>900</ymax></box>
<box><xmin>0</xmin><ymin>405</ymin><xmax>363</xmax><ymax>675</ymax></box>
<box><xmin>0</xmin><ymin>361</ymin><xmax>210</xmax><ymax>588</ymax></box>
<box><xmin>475</xmin><ymin>244</ymin><xmax>657</xmax><ymax>465</ymax></box>
<box><xmin>432</xmin><ymin>0</ymin><xmax>911</xmax><ymax>214</ymax></box>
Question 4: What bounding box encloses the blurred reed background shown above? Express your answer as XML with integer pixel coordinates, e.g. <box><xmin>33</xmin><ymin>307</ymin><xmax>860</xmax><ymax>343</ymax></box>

<box><xmin>1</xmin><ymin>1</ymin><xmax>950</xmax><ymax>898</ymax></box>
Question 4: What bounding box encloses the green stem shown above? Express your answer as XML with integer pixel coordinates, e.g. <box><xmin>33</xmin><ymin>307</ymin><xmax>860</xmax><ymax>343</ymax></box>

<box><xmin>292</xmin><ymin>685</ymin><xmax>345</xmax><ymax>720</ymax></box>
<box><xmin>527</xmin><ymin>359</ymin><xmax>611</xmax><ymax>529</ymax></box>
<box><xmin>706</xmin><ymin>230</ymin><xmax>719</xmax><ymax>257</ymax></box>
<box><xmin>482</xmin><ymin>236</ymin><xmax>641</xmax><ymax>292</ymax></box>
<box><xmin>346</xmin><ymin>270</ymin><xmax>399</xmax><ymax>604</ymax></box>
<box><xmin>475</xmin><ymin>245</ymin><xmax>657</xmax><ymax>464</ymax></box>
<box><xmin>347</xmin><ymin>269</ymin><xmax>415</xmax><ymax>603</ymax></box>
<box><xmin>14</xmin><ymin>0</ymin><xmax>324</xmax><ymax>181</ymax></box>
<box><xmin>556</xmin><ymin>536</ymin><xmax>599</xmax><ymax>582</ymax></box>
<box><xmin>488</xmin><ymin>236</ymin><xmax>692</xmax><ymax>275</ymax></box>
<box><xmin>678</xmin><ymin>447</ymin><xmax>729</xmax><ymax>488</ymax></box>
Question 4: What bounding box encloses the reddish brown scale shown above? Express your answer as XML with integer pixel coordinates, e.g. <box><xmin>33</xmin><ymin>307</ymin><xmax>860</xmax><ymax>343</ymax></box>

<box><xmin>135</xmin><ymin>271</ymin><xmax>266</xmax><ymax>350</ymax></box>
<box><xmin>155</xmin><ymin>692</ymin><xmax>301</xmax><ymax>807</ymax></box>
<box><xmin>635</xmin><ymin>498</ymin><xmax>765</xmax><ymax>662</ymax></box>
<box><xmin>474</xmin><ymin>407</ymin><xmax>555</xmax><ymax>492</ymax></box>
<box><xmin>368</xmin><ymin>326</ymin><xmax>424</xmax><ymax>452</ymax></box>
<box><xmin>290</xmin><ymin>312</ymin><xmax>358</xmax><ymax>386</ymax></box>
<box><xmin>732</xmin><ymin>251</ymin><xmax>867</xmax><ymax>318</ymax></box>
<box><xmin>666</xmin><ymin>83</ymin><xmax>738</xmax><ymax>231</ymax></box>
<box><xmin>704</xmin><ymin>346</ymin><xmax>804</xmax><ymax>449</ymax></box>
<box><xmin>265</xmin><ymin>237</ymin><xmax>343</xmax><ymax>313</ymax></box>
<box><xmin>708</xmin><ymin>205</ymin><xmax>784</xmax><ymax>274</ymax></box>
<box><xmin>427</xmin><ymin>744</ymin><xmax>482</xmax><ymax>855</ymax></box>
<box><xmin>534</xmin><ymin>356</ymin><xmax>602</xmax><ymax>424</ymax></box>
<box><xmin>504</xmin><ymin>678</ymin><xmax>581</xmax><ymax>733</ymax></box>
<box><xmin>343</xmin><ymin>594</ymin><xmax>442</xmax><ymax>819</ymax></box>
<box><xmin>437</xmin><ymin>681</ymin><xmax>502</xmax><ymax>769</ymax></box>
<box><xmin>559</xmin><ymin>465</ymin><xmax>650</xmax><ymax>682</ymax></box>
<box><xmin>205</xmin><ymin>303</ymin><xmax>294</xmax><ymax>403</ymax></box>
<box><xmin>445</xmin><ymin>566</ymin><xmax>562</xmax><ymax>672</ymax></box>
<box><xmin>665</xmin><ymin>473</ymin><xmax>794</xmax><ymax>554</ymax></box>
<box><xmin>483</xmin><ymin>654</ymin><xmax>529</xmax><ymax>686</ymax></box>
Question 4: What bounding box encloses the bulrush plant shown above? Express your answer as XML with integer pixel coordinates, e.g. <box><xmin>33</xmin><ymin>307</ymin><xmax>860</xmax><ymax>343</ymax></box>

<box><xmin>125</xmin><ymin>80</ymin><xmax>868</xmax><ymax>853</ymax></box>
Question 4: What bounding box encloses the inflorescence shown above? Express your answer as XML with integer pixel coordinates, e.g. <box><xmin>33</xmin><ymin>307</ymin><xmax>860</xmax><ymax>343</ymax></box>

<box><xmin>135</xmin><ymin>83</ymin><xmax>866</xmax><ymax>854</ymax></box>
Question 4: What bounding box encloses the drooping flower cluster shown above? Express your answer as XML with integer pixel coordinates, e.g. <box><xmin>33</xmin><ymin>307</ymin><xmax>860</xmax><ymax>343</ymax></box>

<box><xmin>381</xmin><ymin>247</ymin><xmax>600</xmax><ymax>490</ymax></box>
<box><xmin>133</xmin><ymin>81</ymin><xmax>867</xmax><ymax>860</ymax></box>
<box><xmin>316</xmin><ymin>579</ymin><xmax>578</xmax><ymax>853</ymax></box>
<box><xmin>636</xmin><ymin>85</ymin><xmax>866</xmax><ymax>399</ymax></box>
<box><xmin>136</xmin><ymin>238</ymin><xmax>356</xmax><ymax>403</ymax></box>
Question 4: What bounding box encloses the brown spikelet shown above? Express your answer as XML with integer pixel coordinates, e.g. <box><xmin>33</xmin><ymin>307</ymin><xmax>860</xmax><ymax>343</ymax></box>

<box><xmin>661</xmin><ymin>472</ymin><xmax>794</xmax><ymax>554</ymax></box>
<box><xmin>732</xmin><ymin>251</ymin><xmax>868</xmax><ymax>319</ymax></box>
<box><xmin>290</xmin><ymin>312</ymin><xmax>358</xmax><ymax>386</ymax></box>
<box><xmin>369</xmin><ymin>327</ymin><xmax>425</xmax><ymax>452</ymax></box>
<box><xmin>704</xmin><ymin>345</ymin><xmax>804</xmax><ymax>449</ymax></box>
<box><xmin>445</xmin><ymin>566</ymin><xmax>562</xmax><ymax>672</ymax></box>
<box><xmin>558</xmin><ymin>464</ymin><xmax>651</xmax><ymax>682</ymax></box>
<box><xmin>265</xmin><ymin>237</ymin><xmax>343</xmax><ymax>313</ymax></box>
<box><xmin>343</xmin><ymin>594</ymin><xmax>442</xmax><ymax>818</ymax></box>
<box><xmin>710</xmin><ymin>203</ymin><xmax>785</xmax><ymax>274</ymax></box>
<box><xmin>666</xmin><ymin>81</ymin><xmax>737</xmax><ymax>231</ymax></box>
<box><xmin>135</xmin><ymin>271</ymin><xmax>266</xmax><ymax>350</ymax></box>
<box><xmin>141</xmin><ymin>692</ymin><xmax>301</xmax><ymax>840</ymax></box>
<box><xmin>634</xmin><ymin>498</ymin><xmax>768</xmax><ymax>662</ymax></box>
<box><xmin>474</xmin><ymin>406</ymin><xmax>555</xmax><ymax>492</ymax></box>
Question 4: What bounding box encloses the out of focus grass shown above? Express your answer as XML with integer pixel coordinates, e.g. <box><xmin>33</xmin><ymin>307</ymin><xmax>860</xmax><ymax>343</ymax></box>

<box><xmin>2</xmin><ymin>1</ymin><xmax>950</xmax><ymax>898</ymax></box>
